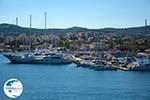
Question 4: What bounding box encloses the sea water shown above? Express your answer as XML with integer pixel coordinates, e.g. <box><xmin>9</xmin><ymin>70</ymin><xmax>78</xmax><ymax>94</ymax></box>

<box><xmin>0</xmin><ymin>54</ymin><xmax>150</xmax><ymax>100</ymax></box>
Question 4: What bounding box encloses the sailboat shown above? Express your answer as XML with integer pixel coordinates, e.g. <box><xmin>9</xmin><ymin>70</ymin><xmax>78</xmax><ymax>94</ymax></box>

<box><xmin>3</xmin><ymin>13</ymin><xmax>72</xmax><ymax>64</ymax></box>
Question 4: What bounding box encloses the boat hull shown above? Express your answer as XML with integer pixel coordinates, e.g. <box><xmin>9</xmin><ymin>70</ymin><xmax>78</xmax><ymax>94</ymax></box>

<box><xmin>130</xmin><ymin>64</ymin><xmax>150</xmax><ymax>71</ymax></box>
<box><xmin>3</xmin><ymin>54</ymin><xmax>72</xmax><ymax>64</ymax></box>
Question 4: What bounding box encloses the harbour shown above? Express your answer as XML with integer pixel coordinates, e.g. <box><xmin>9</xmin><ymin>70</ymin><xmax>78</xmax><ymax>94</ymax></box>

<box><xmin>0</xmin><ymin>54</ymin><xmax>150</xmax><ymax>100</ymax></box>
<box><xmin>2</xmin><ymin>49</ymin><xmax>150</xmax><ymax>71</ymax></box>
<box><xmin>1</xmin><ymin>0</ymin><xmax>150</xmax><ymax>99</ymax></box>
<box><xmin>0</xmin><ymin>11</ymin><xmax>150</xmax><ymax>71</ymax></box>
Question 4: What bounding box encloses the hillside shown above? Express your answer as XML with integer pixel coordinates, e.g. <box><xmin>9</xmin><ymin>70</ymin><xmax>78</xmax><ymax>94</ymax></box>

<box><xmin>0</xmin><ymin>23</ymin><xmax>150</xmax><ymax>35</ymax></box>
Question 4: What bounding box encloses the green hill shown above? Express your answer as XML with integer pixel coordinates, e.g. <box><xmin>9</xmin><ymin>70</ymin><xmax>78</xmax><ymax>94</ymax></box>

<box><xmin>0</xmin><ymin>23</ymin><xmax>150</xmax><ymax>35</ymax></box>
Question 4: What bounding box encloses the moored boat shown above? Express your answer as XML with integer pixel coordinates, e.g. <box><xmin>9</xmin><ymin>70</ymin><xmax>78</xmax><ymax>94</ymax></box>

<box><xmin>3</xmin><ymin>50</ymin><xmax>72</xmax><ymax>64</ymax></box>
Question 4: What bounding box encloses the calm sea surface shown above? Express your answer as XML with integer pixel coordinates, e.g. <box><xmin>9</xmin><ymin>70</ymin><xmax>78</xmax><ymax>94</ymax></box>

<box><xmin>0</xmin><ymin>54</ymin><xmax>150</xmax><ymax>100</ymax></box>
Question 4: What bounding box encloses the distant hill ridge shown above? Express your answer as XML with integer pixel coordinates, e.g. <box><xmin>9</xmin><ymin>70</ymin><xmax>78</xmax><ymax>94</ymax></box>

<box><xmin>0</xmin><ymin>23</ymin><xmax>150</xmax><ymax>35</ymax></box>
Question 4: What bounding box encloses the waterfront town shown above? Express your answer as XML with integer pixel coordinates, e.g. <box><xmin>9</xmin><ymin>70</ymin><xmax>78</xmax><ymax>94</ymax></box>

<box><xmin>0</xmin><ymin>23</ymin><xmax>150</xmax><ymax>71</ymax></box>
<box><xmin>1</xmin><ymin>1</ymin><xmax>150</xmax><ymax>100</ymax></box>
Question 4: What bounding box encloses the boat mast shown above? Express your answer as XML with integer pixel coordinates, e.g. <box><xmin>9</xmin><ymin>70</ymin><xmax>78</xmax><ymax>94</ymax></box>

<box><xmin>15</xmin><ymin>17</ymin><xmax>18</xmax><ymax>52</ymax></box>
<box><xmin>145</xmin><ymin>19</ymin><xmax>148</xmax><ymax>27</ymax></box>
<box><xmin>29</xmin><ymin>15</ymin><xmax>32</xmax><ymax>51</ymax></box>
<box><xmin>45</xmin><ymin>12</ymin><xmax>47</xmax><ymax>30</ymax></box>
<box><xmin>145</xmin><ymin>19</ymin><xmax>148</xmax><ymax>34</ymax></box>
<box><xmin>44</xmin><ymin>12</ymin><xmax>47</xmax><ymax>49</ymax></box>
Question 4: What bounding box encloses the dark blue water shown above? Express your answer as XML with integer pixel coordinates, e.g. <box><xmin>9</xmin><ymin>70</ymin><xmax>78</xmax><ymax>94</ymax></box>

<box><xmin>0</xmin><ymin>54</ymin><xmax>150</xmax><ymax>100</ymax></box>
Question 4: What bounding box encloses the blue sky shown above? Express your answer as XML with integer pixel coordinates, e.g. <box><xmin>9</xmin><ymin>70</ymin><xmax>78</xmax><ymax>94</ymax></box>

<box><xmin>0</xmin><ymin>0</ymin><xmax>150</xmax><ymax>28</ymax></box>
